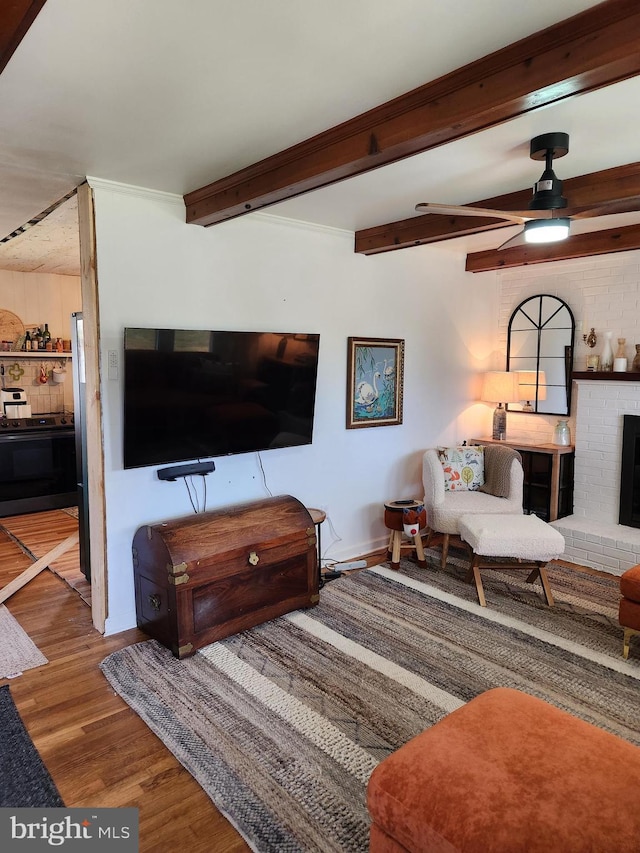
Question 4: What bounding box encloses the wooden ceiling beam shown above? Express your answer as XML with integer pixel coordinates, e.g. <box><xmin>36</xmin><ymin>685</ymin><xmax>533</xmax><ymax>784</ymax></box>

<box><xmin>354</xmin><ymin>161</ymin><xmax>640</xmax><ymax>254</ymax></box>
<box><xmin>465</xmin><ymin>223</ymin><xmax>640</xmax><ymax>273</ymax></box>
<box><xmin>0</xmin><ymin>0</ymin><xmax>47</xmax><ymax>75</ymax></box>
<box><xmin>185</xmin><ymin>0</ymin><xmax>640</xmax><ymax>228</ymax></box>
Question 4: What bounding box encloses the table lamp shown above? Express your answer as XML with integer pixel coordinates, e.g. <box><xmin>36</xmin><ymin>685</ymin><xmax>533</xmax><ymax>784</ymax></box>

<box><xmin>517</xmin><ymin>370</ymin><xmax>547</xmax><ymax>412</ymax></box>
<box><xmin>481</xmin><ymin>371</ymin><xmax>520</xmax><ymax>440</ymax></box>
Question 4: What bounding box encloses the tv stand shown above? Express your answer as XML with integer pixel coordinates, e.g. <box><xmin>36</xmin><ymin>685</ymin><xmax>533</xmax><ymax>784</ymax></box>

<box><xmin>157</xmin><ymin>460</ymin><xmax>215</xmax><ymax>481</ymax></box>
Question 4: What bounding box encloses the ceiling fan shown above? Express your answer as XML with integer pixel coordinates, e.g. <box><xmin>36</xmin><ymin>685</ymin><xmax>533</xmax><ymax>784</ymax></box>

<box><xmin>415</xmin><ymin>132</ymin><xmax>580</xmax><ymax>250</ymax></box>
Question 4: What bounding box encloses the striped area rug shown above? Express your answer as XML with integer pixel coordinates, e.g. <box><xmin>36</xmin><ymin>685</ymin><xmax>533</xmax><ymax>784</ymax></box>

<box><xmin>100</xmin><ymin>557</ymin><xmax>639</xmax><ymax>853</ymax></box>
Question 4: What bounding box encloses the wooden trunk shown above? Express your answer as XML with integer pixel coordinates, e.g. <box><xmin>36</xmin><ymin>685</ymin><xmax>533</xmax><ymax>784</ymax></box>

<box><xmin>132</xmin><ymin>494</ymin><xmax>318</xmax><ymax>658</ymax></box>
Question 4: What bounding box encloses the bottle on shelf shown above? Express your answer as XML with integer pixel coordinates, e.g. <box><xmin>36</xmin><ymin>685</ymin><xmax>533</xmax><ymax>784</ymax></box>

<box><xmin>55</xmin><ymin>337</ymin><xmax>63</xmax><ymax>353</ymax></box>
<box><xmin>43</xmin><ymin>323</ymin><xmax>52</xmax><ymax>351</ymax></box>
<box><xmin>33</xmin><ymin>327</ymin><xmax>42</xmax><ymax>350</ymax></box>
<box><xmin>23</xmin><ymin>330</ymin><xmax>31</xmax><ymax>351</ymax></box>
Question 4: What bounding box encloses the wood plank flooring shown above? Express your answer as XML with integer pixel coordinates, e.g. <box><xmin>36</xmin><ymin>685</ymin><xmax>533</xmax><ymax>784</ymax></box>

<box><xmin>0</xmin><ymin>511</ymin><xmax>250</xmax><ymax>853</ymax></box>
<box><xmin>0</xmin><ymin>509</ymin><xmax>90</xmax><ymax>604</ymax></box>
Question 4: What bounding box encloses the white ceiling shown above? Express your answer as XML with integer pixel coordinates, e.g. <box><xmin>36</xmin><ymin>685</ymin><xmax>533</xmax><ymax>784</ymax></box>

<box><xmin>1</xmin><ymin>0</ymin><xmax>638</xmax><ymax>272</ymax></box>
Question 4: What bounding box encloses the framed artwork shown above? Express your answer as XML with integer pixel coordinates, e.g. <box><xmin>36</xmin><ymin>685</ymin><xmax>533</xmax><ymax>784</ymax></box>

<box><xmin>346</xmin><ymin>337</ymin><xmax>404</xmax><ymax>429</ymax></box>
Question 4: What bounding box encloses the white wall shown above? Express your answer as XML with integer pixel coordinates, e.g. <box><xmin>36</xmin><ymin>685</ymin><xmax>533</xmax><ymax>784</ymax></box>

<box><xmin>89</xmin><ymin>180</ymin><xmax>498</xmax><ymax>634</ymax></box>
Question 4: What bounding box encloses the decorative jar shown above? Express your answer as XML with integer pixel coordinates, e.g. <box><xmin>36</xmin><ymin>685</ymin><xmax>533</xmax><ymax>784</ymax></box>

<box><xmin>613</xmin><ymin>337</ymin><xmax>628</xmax><ymax>372</ymax></box>
<box><xmin>553</xmin><ymin>419</ymin><xmax>571</xmax><ymax>447</ymax></box>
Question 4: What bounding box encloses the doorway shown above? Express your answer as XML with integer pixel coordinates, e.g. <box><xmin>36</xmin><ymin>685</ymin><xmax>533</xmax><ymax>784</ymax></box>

<box><xmin>0</xmin><ymin>184</ymin><xmax>107</xmax><ymax>632</ymax></box>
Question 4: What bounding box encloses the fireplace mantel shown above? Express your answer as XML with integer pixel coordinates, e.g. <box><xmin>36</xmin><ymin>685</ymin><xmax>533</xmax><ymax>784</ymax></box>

<box><xmin>572</xmin><ymin>372</ymin><xmax>640</xmax><ymax>381</ymax></box>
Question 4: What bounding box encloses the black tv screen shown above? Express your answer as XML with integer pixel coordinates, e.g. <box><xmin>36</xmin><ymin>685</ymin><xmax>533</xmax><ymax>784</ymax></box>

<box><xmin>123</xmin><ymin>328</ymin><xmax>320</xmax><ymax>469</ymax></box>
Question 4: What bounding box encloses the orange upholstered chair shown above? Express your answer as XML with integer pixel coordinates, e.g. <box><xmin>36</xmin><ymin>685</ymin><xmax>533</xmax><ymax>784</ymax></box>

<box><xmin>619</xmin><ymin>564</ymin><xmax>640</xmax><ymax>659</ymax></box>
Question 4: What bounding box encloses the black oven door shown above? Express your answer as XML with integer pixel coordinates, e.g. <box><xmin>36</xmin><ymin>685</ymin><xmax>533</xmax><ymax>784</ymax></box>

<box><xmin>0</xmin><ymin>429</ymin><xmax>77</xmax><ymax>517</ymax></box>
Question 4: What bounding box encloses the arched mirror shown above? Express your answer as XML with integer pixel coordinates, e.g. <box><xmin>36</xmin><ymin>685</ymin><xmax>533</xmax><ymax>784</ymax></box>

<box><xmin>507</xmin><ymin>294</ymin><xmax>575</xmax><ymax>416</ymax></box>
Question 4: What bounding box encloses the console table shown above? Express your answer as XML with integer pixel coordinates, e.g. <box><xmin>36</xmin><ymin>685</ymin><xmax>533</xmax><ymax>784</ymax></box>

<box><xmin>470</xmin><ymin>437</ymin><xmax>574</xmax><ymax>522</ymax></box>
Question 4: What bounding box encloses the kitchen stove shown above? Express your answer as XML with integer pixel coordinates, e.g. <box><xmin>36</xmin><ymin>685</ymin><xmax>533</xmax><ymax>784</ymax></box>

<box><xmin>0</xmin><ymin>411</ymin><xmax>77</xmax><ymax>517</ymax></box>
<box><xmin>0</xmin><ymin>412</ymin><xmax>74</xmax><ymax>432</ymax></box>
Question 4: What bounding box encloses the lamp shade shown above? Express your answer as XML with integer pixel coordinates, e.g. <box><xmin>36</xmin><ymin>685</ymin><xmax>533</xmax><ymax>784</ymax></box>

<box><xmin>517</xmin><ymin>370</ymin><xmax>547</xmax><ymax>401</ymax></box>
<box><xmin>480</xmin><ymin>371</ymin><xmax>520</xmax><ymax>404</ymax></box>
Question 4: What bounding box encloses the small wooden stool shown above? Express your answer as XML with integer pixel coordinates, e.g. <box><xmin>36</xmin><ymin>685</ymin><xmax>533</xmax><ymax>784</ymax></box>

<box><xmin>384</xmin><ymin>500</ymin><xmax>427</xmax><ymax>571</ymax></box>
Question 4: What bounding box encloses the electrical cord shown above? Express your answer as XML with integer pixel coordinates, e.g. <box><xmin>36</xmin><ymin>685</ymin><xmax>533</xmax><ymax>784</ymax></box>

<box><xmin>321</xmin><ymin>513</ymin><xmax>342</xmax><ymax>565</ymax></box>
<box><xmin>184</xmin><ymin>477</ymin><xmax>198</xmax><ymax>513</ymax></box>
<box><xmin>256</xmin><ymin>452</ymin><xmax>273</xmax><ymax>496</ymax></box>
<box><xmin>183</xmin><ymin>459</ymin><xmax>210</xmax><ymax>513</ymax></box>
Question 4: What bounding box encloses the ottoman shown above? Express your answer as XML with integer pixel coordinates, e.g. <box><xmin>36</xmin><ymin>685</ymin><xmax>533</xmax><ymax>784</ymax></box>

<box><xmin>458</xmin><ymin>513</ymin><xmax>564</xmax><ymax>607</ymax></box>
<box><xmin>619</xmin><ymin>563</ymin><xmax>640</xmax><ymax>659</ymax></box>
<box><xmin>367</xmin><ymin>687</ymin><xmax>640</xmax><ymax>853</ymax></box>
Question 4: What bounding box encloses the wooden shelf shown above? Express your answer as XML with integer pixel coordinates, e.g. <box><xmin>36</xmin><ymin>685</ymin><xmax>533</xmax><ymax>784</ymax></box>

<box><xmin>572</xmin><ymin>371</ymin><xmax>640</xmax><ymax>381</ymax></box>
<box><xmin>0</xmin><ymin>351</ymin><xmax>72</xmax><ymax>359</ymax></box>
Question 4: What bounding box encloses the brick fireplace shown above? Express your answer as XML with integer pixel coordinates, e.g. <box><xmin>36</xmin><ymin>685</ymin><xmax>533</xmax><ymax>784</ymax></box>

<box><xmin>552</xmin><ymin>377</ymin><xmax>640</xmax><ymax>577</ymax></box>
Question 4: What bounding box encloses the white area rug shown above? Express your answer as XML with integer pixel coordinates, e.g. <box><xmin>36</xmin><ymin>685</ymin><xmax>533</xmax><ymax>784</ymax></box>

<box><xmin>0</xmin><ymin>606</ymin><xmax>47</xmax><ymax>679</ymax></box>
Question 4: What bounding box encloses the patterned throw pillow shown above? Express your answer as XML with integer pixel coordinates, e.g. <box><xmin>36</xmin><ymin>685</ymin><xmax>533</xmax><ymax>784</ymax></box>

<box><xmin>438</xmin><ymin>446</ymin><xmax>485</xmax><ymax>491</ymax></box>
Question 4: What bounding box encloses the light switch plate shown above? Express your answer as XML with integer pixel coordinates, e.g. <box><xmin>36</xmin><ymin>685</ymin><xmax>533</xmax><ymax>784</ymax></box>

<box><xmin>107</xmin><ymin>350</ymin><xmax>118</xmax><ymax>380</ymax></box>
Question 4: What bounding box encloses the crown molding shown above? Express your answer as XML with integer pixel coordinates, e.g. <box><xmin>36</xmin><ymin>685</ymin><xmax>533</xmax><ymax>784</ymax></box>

<box><xmin>86</xmin><ymin>177</ymin><xmax>184</xmax><ymax>207</ymax></box>
<box><xmin>251</xmin><ymin>211</ymin><xmax>352</xmax><ymax>240</ymax></box>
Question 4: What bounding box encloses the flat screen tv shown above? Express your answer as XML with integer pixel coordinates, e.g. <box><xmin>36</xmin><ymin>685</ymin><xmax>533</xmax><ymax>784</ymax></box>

<box><xmin>123</xmin><ymin>328</ymin><xmax>320</xmax><ymax>469</ymax></box>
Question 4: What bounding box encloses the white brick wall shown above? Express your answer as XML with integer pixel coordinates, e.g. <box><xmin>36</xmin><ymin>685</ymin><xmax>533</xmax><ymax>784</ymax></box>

<box><xmin>498</xmin><ymin>251</ymin><xmax>640</xmax><ymax>575</ymax></box>
<box><xmin>551</xmin><ymin>380</ymin><xmax>640</xmax><ymax>576</ymax></box>
<box><xmin>572</xmin><ymin>380</ymin><xmax>640</xmax><ymax>524</ymax></box>
<box><xmin>497</xmin><ymin>250</ymin><xmax>640</xmax><ymax>446</ymax></box>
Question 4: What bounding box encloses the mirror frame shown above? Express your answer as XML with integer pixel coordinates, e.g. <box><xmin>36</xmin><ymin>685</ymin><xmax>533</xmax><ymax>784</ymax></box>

<box><xmin>506</xmin><ymin>294</ymin><xmax>575</xmax><ymax>416</ymax></box>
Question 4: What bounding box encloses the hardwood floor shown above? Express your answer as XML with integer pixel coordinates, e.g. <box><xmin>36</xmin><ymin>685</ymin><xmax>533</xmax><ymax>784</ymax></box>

<box><xmin>0</xmin><ymin>511</ymin><xmax>250</xmax><ymax>853</ymax></box>
<box><xmin>1</xmin><ymin>509</ymin><xmax>90</xmax><ymax>604</ymax></box>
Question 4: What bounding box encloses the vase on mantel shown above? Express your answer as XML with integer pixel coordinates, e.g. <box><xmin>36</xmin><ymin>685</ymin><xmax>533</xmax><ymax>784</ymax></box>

<box><xmin>614</xmin><ymin>338</ymin><xmax>628</xmax><ymax>372</ymax></box>
<box><xmin>600</xmin><ymin>331</ymin><xmax>614</xmax><ymax>372</ymax></box>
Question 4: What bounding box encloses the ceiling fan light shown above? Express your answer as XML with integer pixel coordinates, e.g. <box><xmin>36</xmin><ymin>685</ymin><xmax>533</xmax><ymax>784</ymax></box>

<box><xmin>524</xmin><ymin>218</ymin><xmax>570</xmax><ymax>244</ymax></box>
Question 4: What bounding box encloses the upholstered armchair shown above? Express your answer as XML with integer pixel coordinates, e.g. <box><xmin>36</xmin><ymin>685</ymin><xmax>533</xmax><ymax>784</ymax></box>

<box><xmin>422</xmin><ymin>444</ymin><xmax>524</xmax><ymax>568</ymax></box>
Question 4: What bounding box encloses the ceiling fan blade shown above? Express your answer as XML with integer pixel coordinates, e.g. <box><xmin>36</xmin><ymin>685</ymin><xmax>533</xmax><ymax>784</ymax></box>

<box><xmin>414</xmin><ymin>202</ymin><xmax>554</xmax><ymax>224</ymax></box>
<box><xmin>497</xmin><ymin>229</ymin><xmax>528</xmax><ymax>251</ymax></box>
<box><xmin>568</xmin><ymin>200</ymin><xmax>640</xmax><ymax>220</ymax></box>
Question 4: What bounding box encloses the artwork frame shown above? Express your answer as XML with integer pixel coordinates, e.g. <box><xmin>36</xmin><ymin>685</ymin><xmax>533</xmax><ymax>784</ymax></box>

<box><xmin>346</xmin><ymin>337</ymin><xmax>404</xmax><ymax>429</ymax></box>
